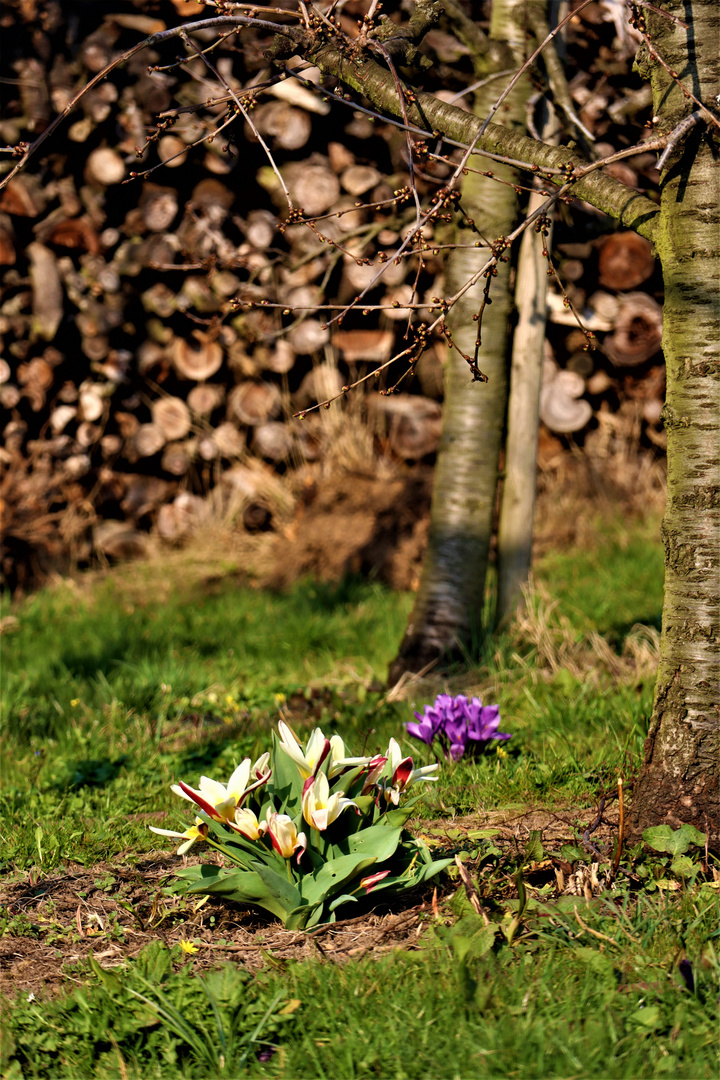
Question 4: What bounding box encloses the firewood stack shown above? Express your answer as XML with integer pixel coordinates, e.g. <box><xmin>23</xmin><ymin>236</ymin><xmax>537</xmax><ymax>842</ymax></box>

<box><xmin>0</xmin><ymin>2</ymin><xmax>665</xmax><ymax>589</ymax></box>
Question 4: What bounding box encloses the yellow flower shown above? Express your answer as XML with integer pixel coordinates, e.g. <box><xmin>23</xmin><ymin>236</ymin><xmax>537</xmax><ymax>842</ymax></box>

<box><xmin>496</xmin><ymin>746</ymin><xmax>508</xmax><ymax>759</ymax></box>
<box><xmin>70</xmin><ymin>699</ymin><xmax>80</xmax><ymax>707</ymax></box>
<box><xmin>179</xmin><ymin>939</ymin><xmax>199</xmax><ymax>955</ymax></box>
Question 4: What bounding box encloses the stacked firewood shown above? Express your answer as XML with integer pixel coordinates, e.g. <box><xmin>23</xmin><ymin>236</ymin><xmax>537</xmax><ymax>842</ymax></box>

<box><xmin>0</xmin><ymin>1</ymin><xmax>666</xmax><ymax>589</ymax></box>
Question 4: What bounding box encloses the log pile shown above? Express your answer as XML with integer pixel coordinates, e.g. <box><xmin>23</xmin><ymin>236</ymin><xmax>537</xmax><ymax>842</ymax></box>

<box><xmin>0</xmin><ymin>2</ymin><xmax>666</xmax><ymax>589</ymax></box>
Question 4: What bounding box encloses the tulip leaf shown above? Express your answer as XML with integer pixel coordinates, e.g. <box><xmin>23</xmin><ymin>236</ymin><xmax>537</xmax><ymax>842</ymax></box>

<box><xmin>343</xmin><ymin>825</ymin><xmax>403</xmax><ymax>863</ymax></box>
<box><xmin>178</xmin><ymin>865</ymin><xmax>294</xmax><ymax>923</ymax></box>
<box><xmin>332</xmin><ymin>765</ymin><xmax>366</xmax><ymax>796</ymax></box>
<box><xmin>298</xmin><ymin>853</ymin><xmax>376</xmax><ymax>907</ymax></box>
<box><xmin>254</xmin><ymin>864</ymin><xmax>302</xmax><ymax>914</ymax></box>
<box><xmin>328</xmin><ymin>893</ymin><xmax>358</xmax><ymax>912</ymax></box>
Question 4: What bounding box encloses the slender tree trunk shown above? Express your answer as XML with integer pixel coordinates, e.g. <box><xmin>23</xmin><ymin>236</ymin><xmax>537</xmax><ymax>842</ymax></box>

<box><xmin>496</xmin><ymin>186</ymin><xmax>552</xmax><ymax>623</ymax></box>
<box><xmin>626</xmin><ymin>0</ymin><xmax>720</xmax><ymax>847</ymax></box>
<box><xmin>388</xmin><ymin>0</ymin><xmax>526</xmax><ymax>681</ymax></box>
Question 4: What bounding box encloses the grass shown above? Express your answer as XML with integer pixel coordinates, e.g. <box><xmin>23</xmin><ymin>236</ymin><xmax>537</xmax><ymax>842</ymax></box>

<box><xmin>1</xmin><ymin>514</ymin><xmax>718</xmax><ymax>1079</ymax></box>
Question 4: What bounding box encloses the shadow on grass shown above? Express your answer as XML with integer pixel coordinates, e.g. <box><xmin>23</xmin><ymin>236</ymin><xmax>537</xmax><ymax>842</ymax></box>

<box><xmin>55</xmin><ymin>755</ymin><xmax>130</xmax><ymax>791</ymax></box>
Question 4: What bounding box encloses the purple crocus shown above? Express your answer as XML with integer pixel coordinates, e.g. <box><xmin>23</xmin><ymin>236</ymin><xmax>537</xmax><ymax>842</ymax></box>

<box><xmin>406</xmin><ymin>694</ymin><xmax>510</xmax><ymax>761</ymax></box>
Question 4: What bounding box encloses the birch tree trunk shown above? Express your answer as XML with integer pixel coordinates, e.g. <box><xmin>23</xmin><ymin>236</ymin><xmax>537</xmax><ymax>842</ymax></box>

<box><xmin>388</xmin><ymin>0</ymin><xmax>526</xmax><ymax>681</ymax></box>
<box><xmin>625</xmin><ymin>0</ymin><xmax>720</xmax><ymax>847</ymax></box>
<box><xmin>495</xmin><ymin>183</ymin><xmax>552</xmax><ymax>623</ymax></box>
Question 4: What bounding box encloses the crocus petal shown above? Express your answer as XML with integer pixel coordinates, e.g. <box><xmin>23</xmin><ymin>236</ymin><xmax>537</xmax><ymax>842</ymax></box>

<box><xmin>149</xmin><ymin>826</ymin><xmax>187</xmax><ymax>839</ymax></box>
<box><xmin>328</xmin><ymin>735</ymin><xmax>372</xmax><ymax>776</ymax></box>
<box><xmin>405</xmin><ymin>719</ymin><xmax>434</xmax><ymax>744</ymax></box>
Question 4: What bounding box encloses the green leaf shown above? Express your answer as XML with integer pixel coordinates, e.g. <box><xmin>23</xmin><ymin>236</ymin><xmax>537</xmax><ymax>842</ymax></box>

<box><xmin>343</xmin><ymin>824</ymin><xmax>403</xmax><ymax>863</ymax></box>
<box><xmin>670</xmin><ymin>854</ymin><xmax>698</xmax><ymax>877</ymax></box>
<box><xmin>328</xmin><ymin>893</ymin><xmax>358</xmax><ymax>912</ymax></box>
<box><xmin>643</xmin><ymin>824</ymin><xmax>705</xmax><ymax>856</ymax></box>
<box><xmin>524</xmin><ymin>830</ymin><xmax>543</xmax><ymax>863</ymax></box>
<box><xmin>462</xmin><ymin>922</ymin><xmax>498</xmax><ymax>962</ymax></box>
<box><xmin>331</xmin><ymin>765</ymin><xmax>366</xmax><ymax>796</ymax></box>
<box><xmin>560</xmin><ymin>843</ymin><xmax>590</xmax><ymax>863</ymax></box>
<box><xmin>254</xmin><ymin>863</ymin><xmax>302</xmax><ymax>915</ymax></box>
<box><xmin>467</xmin><ymin>829</ymin><xmax>501</xmax><ymax>841</ymax></box>
<box><xmin>629</xmin><ymin>1004</ymin><xmax>662</xmax><ymax>1031</ymax></box>
<box><xmin>179</xmin><ymin>865</ymin><xmax>296</xmax><ymax>922</ymax></box>
<box><xmin>270</xmin><ymin>734</ymin><xmax>305</xmax><ymax>809</ymax></box>
<box><xmin>88</xmin><ymin>954</ymin><xmax>122</xmax><ymax>995</ymax></box>
<box><xmin>298</xmin><ymin>853</ymin><xmax>376</xmax><ymax>907</ymax></box>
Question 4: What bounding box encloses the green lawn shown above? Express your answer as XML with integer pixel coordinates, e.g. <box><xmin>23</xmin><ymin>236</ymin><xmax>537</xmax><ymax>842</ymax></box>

<box><xmin>1</xmin><ymin>517</ymin><xmax>718</xmax><ymax>1079</ymax></box>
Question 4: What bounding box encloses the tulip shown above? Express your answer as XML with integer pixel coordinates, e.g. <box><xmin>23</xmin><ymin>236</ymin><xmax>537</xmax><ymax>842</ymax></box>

<box><xmin>361</xmin><ymin>754</ymin><xmax>388</xmax><ymax>795</ymax></box>
<box><xmin>172</xmin><ymin>757</ymin><xmax>271</xmax><ymax>823</ymax></box>
<box><xmin>149</xmin><ymin>817</ymin><xmax>208</xmax><ymax>855</ymax></box>
<box><xmin>277</xmin><ymin>721</ymin><xmax>331</xmax><ymax>780</ymax></box>
<box><xmin>359</xmin><ymin>869</ymin><xmax>391</xmax><ymax>893</ymax></box>
<box><xmin>301</xmin><ymin>771</ymin><xmax>357</xmax><ymax>831</ymax></box>
<box><xmin>378</xmin><ymin>738</ymin><xmax>439</xmax><ymax>806</ymax></box>
<box><xmin>232</xmin><ymin>807</ymin><xmax>264</xmax><ymax>840</ymax></box>
<box><xmin>264</xmin><ymin>812</ymin><xmax>307</xmax><ymax>862</ymax></box>
<box><xmin>328</xmin><ymin>734</ymin><xmax>373</xmax><ymax>777</ymax></box>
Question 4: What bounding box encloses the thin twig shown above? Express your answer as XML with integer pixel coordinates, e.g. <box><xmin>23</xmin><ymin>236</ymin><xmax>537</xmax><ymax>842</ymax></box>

<box><xmin>477</xmin><ymin>0</ymin><xmax>597</xmax><ymax>138</ymax></box>
<box><xmin>612</xmin><ymin>778</ymin><xmax>625</xmax><ymax>876</ymax></box>
<box><xmin>454</xmin><ymin>855</ymin><xmax>492</xmax><ymax>926</ymax></box>
<box><xmin>581</xmin><ymin>794</ymin><xmax>606</xmax><ymax>860</ymax></box>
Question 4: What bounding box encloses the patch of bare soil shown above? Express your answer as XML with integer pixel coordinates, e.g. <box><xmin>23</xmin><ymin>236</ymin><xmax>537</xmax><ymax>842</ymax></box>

<box><xmin>261</xmin><ymin>469</ymin><xmax>434</xmax><ymax>591</ymax></box>
<box><xmin>0</xmin><ymin>804</ymin><xmax>619</xmax><ymax>1002</ymax></box>
<box><xmin>0</xmin><ymin>855</ymin><xmax>431</xmax><ymax>1002</ymax></box>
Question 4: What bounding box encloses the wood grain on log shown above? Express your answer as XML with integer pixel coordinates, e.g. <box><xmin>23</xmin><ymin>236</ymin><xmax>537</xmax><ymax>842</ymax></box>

<box><xmin>121</xmin><ymin>475</ymin><xmax>173</xmax><ymax>519</ymax></box>
<box><xmin>140</xmin><ymin>184</ymin><xmax>179</xmax><ymax>232</ymax></box>
<box><xmin>172</xmin><ymin>335</ymin><xmax>223</xmax><ymax>380</ymax></box>
<box><xmin>161</xmin><ymin>441</ymin><xmax>192</xmax><ymax>475</ymax></box>
<box><xmin>332</xmin><ymin>329</ymin><xmax>394</xmax><ymax>363</ymax></box>
<box><xmin>151</xmin><ymin>396</ymin><xmax>192</xmax><ymax>441</ymax></box>
<box><xmin>156</xmin><ymin>493</ymin><xmax>207</xmax><ymax>543</ymax></box>
<box><xmin>94</xmin><ymin>520</ymin><xmax>149</xmax><ymax>560</ymax></box>
<box><xmin>134</xmin><ymin>423</ymin><xmax>166</xmax><ymax>458</ymax></box>
<box><xmin>251</xmin><ymin>421</ymin><xmax>293</xmax><ymax>462</ymax></box>
<box><xmin>213</xmin><ymin>421</ymin><xmax>245</xmax><ymax>458</ymax></box>
<box><xmin>295</xmin><ymin>365</ymin><xmax>344</xmax><ymax>411</ymax></box>
<box><xmin>251</xmin><ymin>102</ymin><xmax>312</xmax><ymax>151</ymax></box>
<box><xmin>228</xmin><ymin>380</ymin><xmax>281</xmax><ymax>425</ymax></box>
<box><xmin>187</xmin><ymin>383</ymin><xmax>225</xmax><ymax>416</ymax></box>
<box><xmin>604</xmin><ymin>292</ymin><xmax>663</xmax><ymax>366</ymax></box>
<box><xmin>85</xmin><ymin>147</ymin><xmax>126</xmax><ymax>187</ymax></box>
<box><xmin>540</xmin><ymin>365</ymin><xmax>592</xmax><ymax>434</ymax></box>
<box><xmin>282</xmin><ymin>161</ymin><xmax>340</xmax><ymax>216</ymax></box>
<box><xmin>598</xmin><ymin>231</ymin><xmax>655</xmax><ymax>290</ymax></box>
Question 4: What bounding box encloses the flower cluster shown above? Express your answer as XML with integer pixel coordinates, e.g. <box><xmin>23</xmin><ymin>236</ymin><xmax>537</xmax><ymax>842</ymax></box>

<box><xmin>406</xmin><ymin>694</ymin><xmax>510</xmax><ymax>761</ymax></box>
<box><xmin>151</xmin><ymin>720</ymin><xmax>448</xmax><ymax>929</ymax></box>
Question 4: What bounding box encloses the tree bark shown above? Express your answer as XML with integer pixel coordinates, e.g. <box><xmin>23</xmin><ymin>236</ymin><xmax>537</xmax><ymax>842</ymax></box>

<box><xmin>388</xmin><ymin>0</ymin><xmax>526</xmax><ymax>680</ymax></box>
<box><xmin>626</xmin><ymin>0</ymin><xmax>720</xmax><ymax>848</ymax></box>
